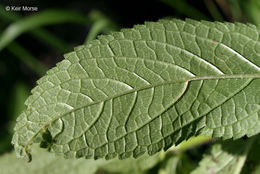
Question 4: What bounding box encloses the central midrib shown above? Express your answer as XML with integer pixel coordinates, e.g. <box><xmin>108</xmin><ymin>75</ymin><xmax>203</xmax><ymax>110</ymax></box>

<box><xmin>24</xmin><ymin>73</ymin><xmax>260</xmax><ymax>147</ymax></box>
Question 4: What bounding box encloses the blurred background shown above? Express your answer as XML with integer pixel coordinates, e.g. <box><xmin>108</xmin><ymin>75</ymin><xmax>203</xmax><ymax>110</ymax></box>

<box><xmin>0</xmin><ymin>0</ymin><xmax>260</xmax><ymax>172</ymax></box>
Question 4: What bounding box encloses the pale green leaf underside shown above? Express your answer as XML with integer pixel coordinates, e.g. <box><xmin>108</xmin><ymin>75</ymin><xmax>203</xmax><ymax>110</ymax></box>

<box><xmin>0</xmin><ymin>146</ymin><xmax>103</xmax><ymax>174</ymax></box>
<box><xmin>191</xmin><ymin>138</ymin><xmax>254</xmax><ymax>174</ymax></box>
<box><xmin>0</xmin><ymin>146</ymin><xmax>159</xmax><ymax>174</ymax></box>
<box><xmin>12</xmin><ymin>18</ymin><xmax>260</xmax><ymax>160</ymax></box>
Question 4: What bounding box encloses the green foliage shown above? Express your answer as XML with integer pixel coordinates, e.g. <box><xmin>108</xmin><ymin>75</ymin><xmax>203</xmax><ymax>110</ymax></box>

<box><xmin>243</xmin><ymin>0</ymin><xmax>260</xmax><ymax>26</ymax></box>
<box><xmin>241</xmin><ymin>137</ymin><xmax>260</xmax><ymax>174</ymax></box>
<box><xmin>0</xmin><ymin>5</ymin><xmax>70</xmax><ymax>53</ymax></box>
<box><xmin>12</xmin><ymin>19</ymin><xmax>260</xmax><ymax>164</ymax></box>
<box><xmin>0</xmin><ymin>145</ymin><xmax>105</xmax><ymax>174</ymax></box>
<box><xmin>1</xmin><ymin>136</ymin><xmax>210</xmax><ymax>174</ymax></box>
<box><xmin>0</xmin><ymin>145</ymin><xmax>160</xmax><ymax>174</ymax></box>
<box><xmin>0</xmin><ymin>9</ymin><xmax>90</xmax><ymax>51</ymax></box>
<box><xmin>192</xmin><ymin>137</ymin><xmax>255</xmax><ymax>174</ymax></box>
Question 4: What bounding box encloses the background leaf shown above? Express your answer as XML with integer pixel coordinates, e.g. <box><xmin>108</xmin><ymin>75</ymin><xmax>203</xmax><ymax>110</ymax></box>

<box><xmin>191</xmin><ymin>137</ymin><xmax>255</xmax><ymax>174</ymax></box>
<box><xmin>0</xmin><ymin>5</ymin><xmax>70</xmax><ymax>53</ymax></box>
<box><xmin>0</xmin><ymin>145</ymin><xmax>162</xmax><ymax>174</ymax></box>
<box><xmin>0</xmin><ymin>146</ymin><xmax>104</xmax><ymax>174</ymax></box>
<box><xmin>241</xmin><ymin>136</ymin><xmax>260</xmax><ymax>174</ymax></box>
<box><xmin>0</xmin><ymin>9</ymin><xmax>90</xmax><ymax>51</ymax></box>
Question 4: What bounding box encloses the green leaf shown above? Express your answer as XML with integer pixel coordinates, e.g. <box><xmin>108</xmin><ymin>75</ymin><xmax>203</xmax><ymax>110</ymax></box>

<box><xmin>0</xmin><ymin>146</ymin><xmax>103</xmax><ymax>174</ymax></box>
<box><xmin>159</xmin><ymin>153</ymin><xmax>197</xmax><ymax>174</ymax></box>
<box><xmin>0</xmin><ymin>146</ymin><xmax>160</xmax><ymax>174</ymax></box>
<box><xmin>12</xmin><ymin>19</ymin><xmax>260</xmax><ymax>161</ymax></box>
<box><xmin>191</xmin><ymin>137</ymin><xmax>255</xmax><ymax>174</ymax></box>
<box><xmin>100</xmin><ymin>152</ymin><xmax>161</xmax><ymax>174</ymax></box>
<box><xmin>159</xmin><ymin>156</ymin><xmax>180</xmax><ymax>174</ymax></box>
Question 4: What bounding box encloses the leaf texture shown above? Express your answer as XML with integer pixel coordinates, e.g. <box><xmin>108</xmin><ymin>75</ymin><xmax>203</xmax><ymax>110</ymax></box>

<box><xmin>12</xmin><ymin>19</ymin><xmax>260</xmax><ymax>160</ymax></box>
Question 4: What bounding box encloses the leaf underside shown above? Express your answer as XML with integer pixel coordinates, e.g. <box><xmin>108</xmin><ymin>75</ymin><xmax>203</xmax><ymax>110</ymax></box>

<box><xmin>0</xmin><ymin>145</ymin><xmax>159</xmax><ymax>174</ymax></box>
<box><xmin>12</xmin><ymin>18</ymin><xmax>260</xmax><ymax>160</ymax></box>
